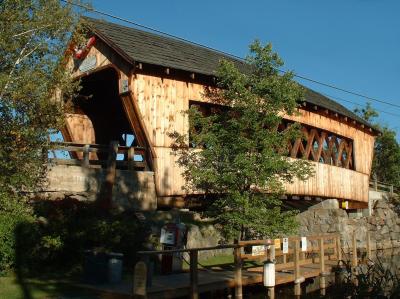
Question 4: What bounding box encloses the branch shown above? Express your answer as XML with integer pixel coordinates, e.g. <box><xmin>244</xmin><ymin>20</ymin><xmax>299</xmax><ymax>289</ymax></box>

<box><xmin>12</xmin><ymin>25</ymin><xmax>52</xmax><ymax>38</ymax></box>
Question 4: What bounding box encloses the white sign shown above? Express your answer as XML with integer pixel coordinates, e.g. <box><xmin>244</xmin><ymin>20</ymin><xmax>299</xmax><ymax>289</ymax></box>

<box><xmin>160</xmin><ymin>228</ymin><xmax>175</xmax><ymax>245</ymax></box>
<box><xmin>301</xmin><ymin>237</ymin><xmax>307</xmax><ymax>252</ymax></box>
<box><xmin>282</xmin><ymin>237</ymin><xmax>289</xmax><ymax>254</ymax></box>
<box><xmin>252</xmin><ymin>245</ymin><xmax>266</xmax><ymax>256</ymax></box>
<box><xmin>79</xmin><ymin>55</ymin><xmax>97</xmax><ymax>73</ymax></box>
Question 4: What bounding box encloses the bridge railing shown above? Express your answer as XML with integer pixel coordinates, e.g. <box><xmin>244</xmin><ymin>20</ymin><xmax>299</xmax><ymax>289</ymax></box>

<box><xmin>135</xmin><ymin>233</ymin><xmax>347</xmax><ymax>299</ymax></box>
<box><xmin>369</xmin><ymin>178</ymin><xmax>396</xmax><ymax>195</ymax></box>
<box><xmin>47</xmin><ymin>141</ymin><xmax>148</xmax><ymax>171</ymax></box>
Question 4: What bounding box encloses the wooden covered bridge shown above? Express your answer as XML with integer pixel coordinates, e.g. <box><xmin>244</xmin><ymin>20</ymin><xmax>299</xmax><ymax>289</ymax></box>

<box><xmin>45</xmin><ymin>17</ymin><xmax>378</xmax><ymax>211</ymax></box>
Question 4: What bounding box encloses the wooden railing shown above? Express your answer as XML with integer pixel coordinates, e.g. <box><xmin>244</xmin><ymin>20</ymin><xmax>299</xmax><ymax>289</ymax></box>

<box><xmin>239</xmin><ymin>234</ymin><xmax>340</xmax><ymax>298</ymax></box>
<box><xmin>48</xmin><ymin>141</ymin><xmax>148</xmax><ymax>171</ymax></box>
<box><xmin>135</xmin><ymin>233</ymin><xmax>347</xmax><ymax>299</ymax></box>
<box><xmin>135</xmin><ymin>245</ymin><xmax>239</xmax><ymax>299</ymax></box>
<box><xmin>369</xmin><ymin>178</ymin><xmax>396</xmax><ymax>195</ymax></box>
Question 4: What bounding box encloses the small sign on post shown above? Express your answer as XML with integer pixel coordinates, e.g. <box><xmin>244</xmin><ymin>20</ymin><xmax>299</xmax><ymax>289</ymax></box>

<box><xmin>282</xmin><ymin>238</ymin><xmax>289</xmax><ymax>254</ymax></box>
<box><xmin>301</xmin><ymin>237</ymin><xmax>307</xmax><ymax>252</ymax></box>
<box><xmin>274</xmin><ymin>239</ymin><xmax>281</xmax><ymax>250</ymax></box>
<box><xmin>252</xmin><ymin>245</ymin><xmax>266</xmax><ymax>256</ymax></box>
<box><xmin>133</xmin><ymin>261</ymin><xmax>147</xmax><ymax>297</ymax></box>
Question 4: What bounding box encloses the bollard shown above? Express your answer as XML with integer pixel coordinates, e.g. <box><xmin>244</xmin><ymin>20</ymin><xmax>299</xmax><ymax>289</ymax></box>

<box><xmin>294</xmin><ymin>239</ymin><xmax>302</xmax><ymax>297</ymax></box>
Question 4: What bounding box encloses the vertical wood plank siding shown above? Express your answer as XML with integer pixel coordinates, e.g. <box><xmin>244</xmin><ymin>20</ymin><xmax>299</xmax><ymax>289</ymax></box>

<box><xmin>131</xmin><ymin>73</ymin><xmax>373</xmax><ymax>201</ymax></box>
<box><xmin>66</xmin><ymin>40</ymin><xmax>375</xmax><ymax>203</ymax></box>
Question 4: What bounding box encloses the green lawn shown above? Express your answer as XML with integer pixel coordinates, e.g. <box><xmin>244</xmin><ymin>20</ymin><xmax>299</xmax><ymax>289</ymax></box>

<box><xmin>183</xmin><ymin>253</ymin><xmax>263</xmax><ymax>270</ymax></box>
<box><xmin>0</xmin><ymin>273</ymin><xmax>99</xmax><ymax>299</ymax></box>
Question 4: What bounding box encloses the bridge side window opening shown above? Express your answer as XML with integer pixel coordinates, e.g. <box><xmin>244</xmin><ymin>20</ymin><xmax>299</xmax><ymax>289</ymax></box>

<box><xmin>189</xmin><ymin>102</ymin><xmax>355</xmax><ymax>170</ymax></box>
<box><xmin>281</xmin><ymin>120</ymin><xmax>355</xmax><ymax>170</ymax></box>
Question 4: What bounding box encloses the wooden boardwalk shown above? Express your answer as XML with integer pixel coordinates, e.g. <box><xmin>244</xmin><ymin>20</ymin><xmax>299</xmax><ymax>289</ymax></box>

<box><xmin>144</xmin><ymin>259</ymin><xmax>339</xmax><ymax>298</ymax></box>
<box><xmin>79</xmin><ymin>259</ymin><xmax>340</xmax><ymax>299</ymax></box>
<box><xmin>79</xmin><ymin>233</ymin><xmax>361</xmax><ymax>299</ymax></box>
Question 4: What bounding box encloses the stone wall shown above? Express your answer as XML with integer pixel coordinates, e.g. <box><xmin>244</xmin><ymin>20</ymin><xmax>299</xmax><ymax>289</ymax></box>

<box><xmin>145</xmin><ymin>210</ymin><xmax>231</xmax><ymax>260</ymax></box>
<box><xmin>298</xmin><ymin>194</ymin><xmax>400</xmax><ymax>251</ymax></box>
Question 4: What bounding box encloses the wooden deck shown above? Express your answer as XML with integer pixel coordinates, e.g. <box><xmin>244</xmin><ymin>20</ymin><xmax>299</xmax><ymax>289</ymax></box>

<box><xmin>79</xmin><ymin>259</ymin><xmax>339</xmax><ymax>299</ymax></box>
<box><xmin>79</xmin><ymin>233</ymin><xmax>368</xmax><ymax>299</ymax></box>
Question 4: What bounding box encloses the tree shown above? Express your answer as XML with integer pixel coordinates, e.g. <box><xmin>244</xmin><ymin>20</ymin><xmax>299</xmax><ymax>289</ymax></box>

<box><xmin>354</xmin><ymin>103</ymin><xmax>400</xmax><ymax>188</ymax></box>
<box><xmin>171</xmin><ymin>41</ymin><xmax>313</xmax><ymax>241</ymax></box>
<box><xmin>0</xmin><ymin>0</ymin><xmax>87</xmax><ymax>271</ymax></box>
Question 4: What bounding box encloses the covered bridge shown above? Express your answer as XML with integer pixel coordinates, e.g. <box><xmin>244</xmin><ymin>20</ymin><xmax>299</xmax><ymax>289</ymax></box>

<box><xmin>47</xmin><ymin>17</ymin><xmax>378</xmax><ymax>211</ymax></box>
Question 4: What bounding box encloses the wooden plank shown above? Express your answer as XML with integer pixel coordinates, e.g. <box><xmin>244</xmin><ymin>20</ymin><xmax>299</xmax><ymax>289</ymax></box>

<box><xmin>100</xmin><ymin>141</ymin><xmax>118</xmax><ymax>209</ymax></box>
<box><xmin>190</xmin><ymin>251</ymin><xmax>199</xmax><ymax>299</ymax></box>
<box><xmin>234</xmin><ymin>247</ymin><xmax>243</xmax><ymax>299</ymax></box>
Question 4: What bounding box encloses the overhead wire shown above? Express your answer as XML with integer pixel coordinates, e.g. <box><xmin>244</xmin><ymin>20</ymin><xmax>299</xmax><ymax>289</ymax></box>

<box><xmin>61</xmin><ymin>0</ymin><xmax>400</xmax><ymax>111</ymax></box>
<box><xmin>319</xmin><ymin>92</ymin><xmax>400</xmax><ymax>118</ymax></box>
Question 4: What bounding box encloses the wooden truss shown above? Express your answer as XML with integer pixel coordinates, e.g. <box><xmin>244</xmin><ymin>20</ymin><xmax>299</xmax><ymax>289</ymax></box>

<box><xmin>285</xmin><ymin>123</ymin><xmax>354</xmax><ymax>169</ymax></box>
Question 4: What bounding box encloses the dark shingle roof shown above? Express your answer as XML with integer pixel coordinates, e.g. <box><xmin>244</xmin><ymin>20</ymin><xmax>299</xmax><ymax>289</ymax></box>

<box><xmin>84</xmin><ymin>17</ymin><xmax>374</xmax><ymax>130</ymax></box>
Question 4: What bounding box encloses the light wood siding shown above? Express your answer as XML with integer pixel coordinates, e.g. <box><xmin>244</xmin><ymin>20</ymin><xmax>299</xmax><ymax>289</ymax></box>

<box><xmin>65</xmin><ymin>113</ymin><xmax>96</xmax><ymax>144</ymax></box>
<box><xmin>66</xmin><ymin>42</ymin><xmax>376</xmax><ymax>202</ymax></box>
<box><xmin>131</xmin><ymin>74</ymin><xmax>205</xmax><ymax>196</ymax></box>
<box><xmin>284</xmin><ymin>161</ymin><xmax>370</xmax><ymax>202</ymax></box>
<box><xmin>131</xmin><ymin>73</ymin><xmax>375</xmax><ymax>200</ymax></box>
<box><xmin>132</xmin><ymin>74</ymin><xmax>204</xmax><ymax>147</ymax></box>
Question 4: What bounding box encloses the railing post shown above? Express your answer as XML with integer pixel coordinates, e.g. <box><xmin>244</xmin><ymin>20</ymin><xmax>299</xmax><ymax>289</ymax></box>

<box><xmin>234</xmin><ymin>246</ymin><xmax>242</xmax><ymax>299</ymax></box>
<box><xmin>128</xmin><ymin>147</ymin><xmax>135</xmax><ymax>170</ymax></box>
<box><xmin>100</xmin><ymin>141</ymin><xmax>118</xmax><ymax>210</ymax></box>
<box><xmin>190</xmin><ymin>250</ymin><xmax>199</xmax><ymax>299</ymax></box>
<box><xmin>319</xmin><ymin>237</ymin><xmax>326</xmax><ymax>294</ymax></box>
<box><xmin>352</xmin><ymin>231</ymin><xmax>358</xmax><ymax>268</ymax></box>
<box><xmin>390</xmin><ymin>185</ymin><xmax>394</xmax><ymax>196</ymax></box>
<box><xmin>294</xmin><ymin>239</ymin><xmax>302</xmax><ymax>298</ymax></box>
<box><xmin>374</xmin><ymin>178</ymin><xmax>378</xmax><ymax>191</ymax></box>
<box><xmin>366</xmin><ymin>231</ymin><xmax>371</xmax><ymax>260</ymax></box>
<box><xmin>336</xmin><ymin>234</ymin><xmax>342</xmax><ymax>265</ymax></box>
<box><xmin>82</xmin><ymin>144</ymin><xmax>90</xmax><ymax>168</ymax></box>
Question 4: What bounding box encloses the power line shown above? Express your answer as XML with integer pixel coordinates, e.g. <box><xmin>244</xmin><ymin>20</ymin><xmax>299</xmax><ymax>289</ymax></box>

<box><xmin>290</xmin><ymin>72</ymin><xmax>400</xmax><ymax>109</ymax></box>
<box><xmin>62</xmin><ymin>0</ymin><xmax>400</xmax><ymax>110</ymax></box>
<box><xmin>320</xmin><ymin>92</ymin><xmax>400</xmax><ymax>118</ymax></box>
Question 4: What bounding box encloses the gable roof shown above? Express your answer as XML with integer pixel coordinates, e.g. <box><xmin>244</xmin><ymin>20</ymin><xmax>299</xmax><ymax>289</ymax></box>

<box><xmin>84</xmin><ymin>17</ymin><xmax>374</xmax><ymax>131</ymax></box>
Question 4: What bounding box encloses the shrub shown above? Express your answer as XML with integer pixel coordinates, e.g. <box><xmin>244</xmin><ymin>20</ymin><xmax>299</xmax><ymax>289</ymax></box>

<box><xmin>0</xmin><ymin>193</ymin><xmax>34</xmax><ymax>274</ymax></box>
<box><xmin>1</xmin><ymin>197</ymin><xmax>148</xmax><ymax>274</ymax></box>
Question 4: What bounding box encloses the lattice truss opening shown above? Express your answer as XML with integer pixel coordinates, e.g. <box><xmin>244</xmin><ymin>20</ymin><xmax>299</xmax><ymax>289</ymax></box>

<box><xmin>281</xmin><ymin>121</ymin><xmax>354</xmax><ymax>170</ymax></box>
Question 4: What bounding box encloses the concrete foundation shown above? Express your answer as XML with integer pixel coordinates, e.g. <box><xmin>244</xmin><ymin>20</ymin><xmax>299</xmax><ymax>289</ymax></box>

<box><xmin>40</xmin><ymin>164</ymin><xmax>157</xmax><ymax>210</ymax></box>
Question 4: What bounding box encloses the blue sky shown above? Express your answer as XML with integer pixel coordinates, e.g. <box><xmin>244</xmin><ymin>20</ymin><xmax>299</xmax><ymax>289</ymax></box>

<box><xmin>87</xmin><ymin>0</ymin><xmax>400</xmax><ymax>135</ymax></box>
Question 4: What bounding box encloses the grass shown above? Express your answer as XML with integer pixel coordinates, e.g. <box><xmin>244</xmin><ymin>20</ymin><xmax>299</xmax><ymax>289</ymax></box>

<box><xmin>183</xmin><ymin>253</ymin><xmax>263</xmax><ymax>270</ymax></box>
<box><xmin>0</xmin><ymin>272</ymin><xmax>99</xmax><ymax>299</ymax></box>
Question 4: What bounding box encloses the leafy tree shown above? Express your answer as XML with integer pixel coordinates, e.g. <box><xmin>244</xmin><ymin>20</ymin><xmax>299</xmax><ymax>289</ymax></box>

<box><xmin>0</xmin><ymin>0</ymin><xmax>88</xmax><ymax>271</ymax></box>
<box><xmin>354</xmin><ymin>103</ymin><xmax>400</xmax><ymax>188</ymax></box>
<box><xmin>171</xmin><ymin>41</ymin><xmax>313</xmax><ymax>241</ymax></box>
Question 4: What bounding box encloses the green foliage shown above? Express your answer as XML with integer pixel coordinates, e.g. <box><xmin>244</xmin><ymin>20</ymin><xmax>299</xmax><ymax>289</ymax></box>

<box><xmin>0</xmin><ymin>192</ymin><xmax>33</xmax><ymax>274</ymax></box>
<box><xmin>0</xmin><ymin>0</ymin><xmax>88</xmax><ymax>272</ymax></box>
<box><xmin>171</xmin><ymin>41</ymin><xmax>313</xmax><ymax>240</ymax></box>
<box><xmin>2</xmin><ymin>199</ymin><xmax>146</xmax><ymax>274</ymax></box>
<box><xmin>0</xmin><ymin>0</ymin><xmax>88</xmax><ymax>194</ymax></box>
<box><xmin>355</xmin><ymin>103</ymin><xmax>400</xmax><ymax>188</ymax></box>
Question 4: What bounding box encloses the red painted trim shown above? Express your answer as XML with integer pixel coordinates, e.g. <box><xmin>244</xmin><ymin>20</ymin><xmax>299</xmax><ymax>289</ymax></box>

<box><xmin>73</xmin><ymin>36</ymin><xmax>96</xmax><ymax>60</ymax></box>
